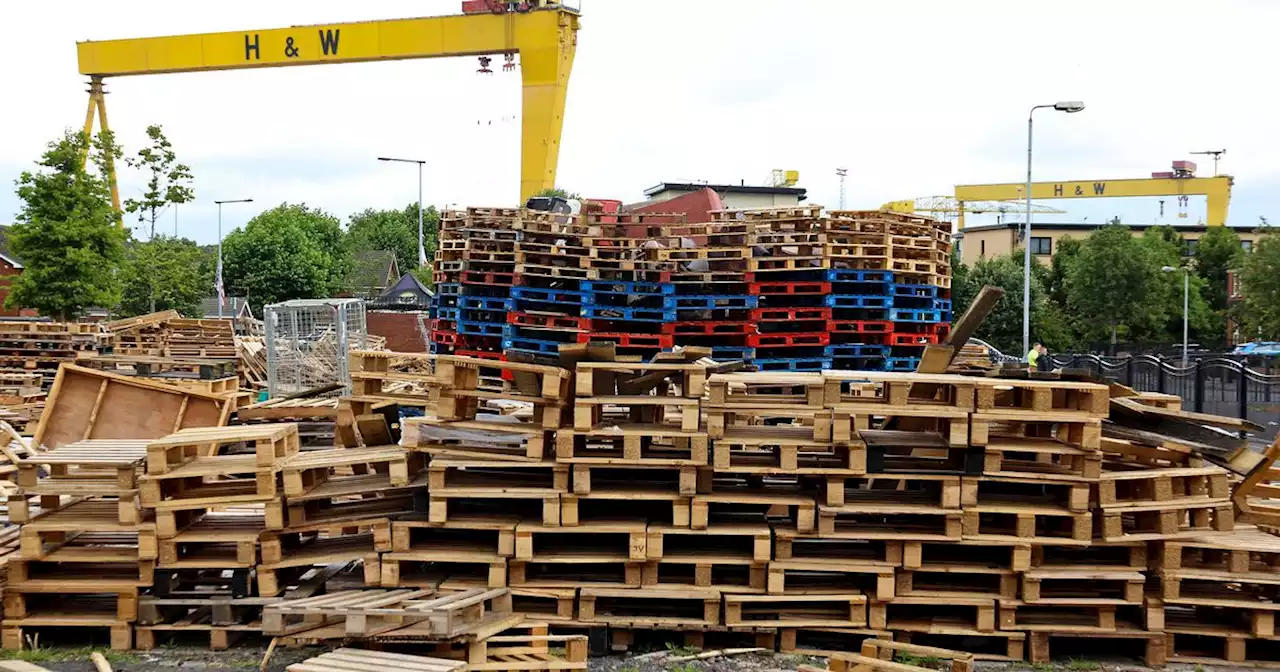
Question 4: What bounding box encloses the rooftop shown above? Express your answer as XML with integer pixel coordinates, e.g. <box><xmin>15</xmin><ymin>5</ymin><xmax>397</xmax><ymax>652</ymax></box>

<box><xmin>645</xmin><ymin>181</ymin><xmax>807</xmax><ymax>200</ymax></box>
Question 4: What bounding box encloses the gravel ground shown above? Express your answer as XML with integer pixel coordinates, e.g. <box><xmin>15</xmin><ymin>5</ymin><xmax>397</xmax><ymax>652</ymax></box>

<box><xmin>0</xmin><ymin>645</ymin><xmax>1238</xmax><ymax>672</ymax></box>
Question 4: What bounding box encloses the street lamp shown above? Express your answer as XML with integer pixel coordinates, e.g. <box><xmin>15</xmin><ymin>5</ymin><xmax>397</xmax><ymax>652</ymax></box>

<box><xmin>1023</xmin><ymin>100</ymin><xmax>1086</xmax><ymax>356</ymax></box>
<box><xmin>1162</xmin><ymin>265</ymin><xmax>1190</xmax><ymax>367</ymax></box>
<box><xmin>214</xmin><ymin>198</ymin><xmax>254</xmax><ymax>318</ymax></box>
<box><xmin>378</xmin><ymin>157</ymin><xmax>427</xmax><ymax>267</ymax></box>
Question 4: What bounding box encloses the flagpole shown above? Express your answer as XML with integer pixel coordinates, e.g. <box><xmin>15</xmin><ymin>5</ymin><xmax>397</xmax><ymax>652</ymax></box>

<box><xmin>214</xmin><ymin>198</ymin><xmax>253</xmax><ymax>318</ymax></box>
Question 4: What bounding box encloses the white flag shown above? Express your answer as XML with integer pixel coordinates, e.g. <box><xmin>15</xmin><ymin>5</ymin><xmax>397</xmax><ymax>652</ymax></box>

<box><xmin>215</xmin><ymin>255</ymin><xmax>226</xmax><ymax>308</ymax></box>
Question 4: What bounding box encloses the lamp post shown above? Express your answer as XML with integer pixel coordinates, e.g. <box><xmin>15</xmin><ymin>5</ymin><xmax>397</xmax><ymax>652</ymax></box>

<box><xmin>379</xmin><ymin>157</ymin><xmax>427</xmax><ymax>267</ymax></box>
<box><xmin>214</xmin><ymin>198</ymin><xmax>253</xmax><ymax>318</ymax></box>
<box><xmin>1162</xmin><ymin>265</ymin><xmax>1190</xmax><ymax>367</ymax></box>
<box><xmin>1023</xmin><ymin>101</ymin><xmax>1085</xmax><ymax>356</ymax></box>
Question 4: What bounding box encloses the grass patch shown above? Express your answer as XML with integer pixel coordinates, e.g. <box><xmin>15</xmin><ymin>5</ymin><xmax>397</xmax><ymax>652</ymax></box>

<box><xmin>895</xmin><ymin>652</ymin><xmax>944</xmax><ymax>668</ymax></box>
<box><xmin>667</xmin><ymin>665</ymin><xmax>700</xmax><ymax>672</ymax></box>
<box><xmin>1066</xmin><ymin>659</ymin><xmax>1100</xmax><ymax>671</ymax></box>
<box><xmin>665</xmin><ymin>642</ymin><xmax>701</xmax><ymax>656</ymax></box>
<box><xmin>0</xmin><ymin>647</ymin><xmax>141</xmax><ymax>664</ymax></box>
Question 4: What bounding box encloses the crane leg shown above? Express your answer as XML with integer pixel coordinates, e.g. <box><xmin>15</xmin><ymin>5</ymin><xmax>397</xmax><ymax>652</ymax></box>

<box><xmin>80</xmin><ymin>76</ymin><xmax>124</xmax><ymax>222</ymax></box>
<box><xmin>519</xmin><ymin>26</ymin><xmax>576</xmax><ymax>203</ymax></box>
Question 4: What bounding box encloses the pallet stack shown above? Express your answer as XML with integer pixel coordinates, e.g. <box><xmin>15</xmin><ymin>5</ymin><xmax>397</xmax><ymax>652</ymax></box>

<box><xmin>669</xmin><ymin>217</ymin><xmax>756</xmax><ymax>362</ymax></box>
<box><xmin>105</xmin><ymin>311</ymin><xmax>237</xmax><ymax>360</ymax></box>
<box><xmin>432</xmin><ymin>208</ymin><xmax>520</xmax><ymax>360</ymax></box>
<box><xmin>740</xmin><ymin>206</ymin><xmax>830</xmax><ymax>372</ymax></box>
<box><xmin>826</xmin><ymin>211</ymin><xmax>953</xmax><ymax>371</ymax></box>
<box><xmin>0</xmin><ymin>321</ymin><xmax>110</xmax><ymax>389</ymax></box>
<box><xmin>428</xmin><ymin>206</ymin><xmax>951</xmax><ymax>373</ymax></box>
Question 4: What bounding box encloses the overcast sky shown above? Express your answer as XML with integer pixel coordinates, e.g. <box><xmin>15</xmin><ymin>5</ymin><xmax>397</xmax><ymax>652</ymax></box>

<box><xmin>1</xmin><ymin>1</ymin><xmax>1275</xmax><ymax>243</ymax></box>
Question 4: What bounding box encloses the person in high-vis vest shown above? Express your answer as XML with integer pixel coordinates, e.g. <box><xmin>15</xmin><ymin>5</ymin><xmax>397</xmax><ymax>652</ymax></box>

<box><xmin>1026</xmin><ymin>342</ymin><xmax>1042</xmax><ymax>368</ymax></box>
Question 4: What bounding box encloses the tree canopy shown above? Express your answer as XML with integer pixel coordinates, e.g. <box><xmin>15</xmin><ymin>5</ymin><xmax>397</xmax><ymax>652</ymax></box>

<box><xmin>221</xmin><ymin>203</ymin><xmax>348</xmax><ymax>310</ymax></box>
<box><xmin>346</xmin><ymin>203</ymin><xmax>440</xmax><ymax>275</ymax></box>
<box><xmin>118</xmin><ymin>236</ymin><xmax>208</xmax><ymax>317</ymax></box>
<box><xmin>1236</xmin><ymin>229</ymin><xmax>1280</xmax><ymax>339</ymax></box>
<box><xmin>6</xmin><ymin>129</ymin><xmax>126</xmax><ymax>320</ymax></box>
<box><xmin>123</xmin><ymin>125</ymin><xmax>194</xmax><ymax>240</ymax></box>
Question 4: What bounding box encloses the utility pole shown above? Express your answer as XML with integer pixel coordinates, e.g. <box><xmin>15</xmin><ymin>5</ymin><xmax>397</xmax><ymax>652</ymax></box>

<box><xmin>836</xmin><ymin>168</ymin><xmax>848</xmax><ymax>210</ymax></box>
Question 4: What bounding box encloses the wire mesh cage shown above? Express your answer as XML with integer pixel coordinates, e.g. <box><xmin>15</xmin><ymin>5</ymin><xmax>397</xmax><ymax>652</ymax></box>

<box><xmin>264</xmin><ymin>298</ymin><xmax>368</xmax><ymax>398</ymax></box>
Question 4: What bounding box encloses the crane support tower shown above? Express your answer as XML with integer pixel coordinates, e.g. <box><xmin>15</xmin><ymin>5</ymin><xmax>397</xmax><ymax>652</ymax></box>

<box><xmin>75</xmin><ymin>2</ymin><xmax>581</xmax><ymax>213</ymax></box>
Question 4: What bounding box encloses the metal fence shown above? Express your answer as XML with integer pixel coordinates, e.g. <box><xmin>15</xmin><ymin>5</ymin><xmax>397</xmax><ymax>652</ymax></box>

<box><xmin>1049</xmin><ymin>354</ymin><xmax>1280</xmax><ymax>439</ymax></box>
<box><xmin>264</xmin><ymin>299</ymin><xmax>368</xmax><ymax>398</ymax></box>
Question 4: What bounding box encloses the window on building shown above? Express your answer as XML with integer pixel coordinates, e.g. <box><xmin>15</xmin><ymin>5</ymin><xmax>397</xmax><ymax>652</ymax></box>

<box><xmin>980</xmin><ymin>240</ymin><xmax>986</xmax><ymax>257</ymax></box>
<box><xmin>1030</xmin><ymin>237</ymin><xmax>1052</xmax><ymax>255</ymax></box>
<box><xmin>1242</xmin><ymin>239</ymin><xmax>1254</xmax><ymax>253</ymax></box>
<box><xmin>1184</xmin><ymin>239</ymin><xmax>1199</xmax><ymax>256</ymax></box>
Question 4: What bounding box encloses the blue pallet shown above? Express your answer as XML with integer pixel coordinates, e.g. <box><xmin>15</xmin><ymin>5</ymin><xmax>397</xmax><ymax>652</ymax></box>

<box><xmin>436</xmin><ymin>282</ymin><xmax>463</xmax><ymax>297</ymax></box>
<box><xmin>581</xmin><ymin>306</ymin><xmax>675</xmax><ymax>322</ymax></box>
<box><xmin>889</xmin><ymin>309</ymin><xmax>945</xmax><ymax>323</ymax></box>
<box><xmin>753</xmin><ymin>357</ymin><xmax>833</xmax><ymax>372</ymax></box>
<box><xmin>674</xmin><ymin>295</ymin><xmax>759</xmax><ymax>310</ymax></box>
<box><xmin>511</xmin><ymin>286</ymin><xmax>589</xmax><ymax>305</ymax></box>
<box><xmin>581</xmin><ymin>280</ymin><xmax>676</xmax><ymax>295</ymax></box>
<box><xmin>825</xmin><ymin>344</ymin><xmax>888</xmax><ymax>358</ymax></box>
<box><xmin>457</xmin><ymin>320</ymin><xmax>506</xmax><ymax>337</ymax></box>
<box><xmin>437</xmin><ymin>307</ymin><xmax>460</xmax><ymax>322</ymax></box>
<box><xmin>934</xmin><ymin>299</ymin><xmax>953</xmax><ymax>312</ymax></box>
<box><xmin>892</xmin><ymin>283</ymin><xmax>939</xmax><ymax>298</ymax></box>
<box><xmin>830</xmin><ymin>281</ymin><xmax>891</xmax><ymax>296</ymax></box>
<box><xmin>511</xmin><ymin>300</ymin><xmax>582</xmax><ymax>318</ymax></box>
<box><xmin>826</xmin><ymin>295</ymin><xmax>891</xmax><ymax>309</ymax></box>
<box><xmin>886</xmin><ymin>356</ymin><xmax>921</xmax><ymax>371</ymax></box>
<box><xmin>710</xmin><ymin>346</ymin><xmax>756</xmax><ymax>360</ymax></box>
<box><xmin>826</xmin><ymin>269</ymin><xmax>892</xmax><ymax>283</ymax></box>
<box><xmin>501</xmin><ymin>337</ymin><xmax>565</xmax><ymax>354</ymax></box>
<box><xmin>502</xmin><ymin>324</ymin><xmax>579</xmax><ymax>342</ymax></box>
<box><xmin>458</xmin><ymin>296</ymin><xmax>513</xmax><ymax>312</ymax></box>
<box><xmin>831</xmin><ymin>356</ymin><xmax>888</xmax><ymax>371</ymax></box>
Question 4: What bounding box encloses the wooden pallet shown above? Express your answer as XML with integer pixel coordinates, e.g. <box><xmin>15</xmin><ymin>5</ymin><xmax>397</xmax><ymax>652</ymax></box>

<box><xmin>980</xmin><ymin>436</ymin><xmax>1101</xmax><ymax>481</ymax></box>
<box><xmin>724</xmin><ymin>593</ymin><xmax>867</xmax><ymax>628</ymax></box>
<box><xmin>578</xmin><ymin>587</ymin><xmax>720</xmax><ymax>628</ymax></box>
<box><xmin>464</xmin><ymin>632</ymin><xmax>589</xmax><ymax>672</ymax></box>
<box><xmin>263</xmin><ymin>587</ymin><xmax>514</xmax><ymax>639</ymax></box>
<box><xmin>961</xmin><ymin>508</ymin><xmax>1092</xmax><ymax>546</ymax></box>
<box><xmin>287</xmin><ymin>648</ymin><xmax>465</xmax><ymax>672</ymax></box>
<box><xmin>260</xmin><ymin>517</ymin><xmax>392</xmax><ymax>565</ymax></box>
<box><xmin>895</xmin><ymin>566</ymin><xmax>1016</xmax><ymax>601</ymax></box>
<box><xmin>998</xmin><ymin>601</ymin><xmax>1148</xmax><ymax>633</ymax></box>
<box><xmin>713</xmin><ymin>426</ymin><xmax>866</xmax><ymax>474</ymax></box>
<box><xmin>899</xmin><ymin>539</ymin><xmax>1032</xmax><ymax>572</ymax></box>
<box><xmin>1022</xmin><ymin>568</ymin><xmax>1145</xmax><ymax>604</ymax></box>
<box><xmin>1027</xmin><ymin>629</ymin><xmax>1166</xmax><ymax>666</ymax></box>
<box><xmin>257</xmin><ymin>537</ymin><xmax>381</xmax><ymax>596</ymax></box>
<box><xmin>145</xmin><ymin>423</ymin><xmax>299</xmax><ymax>474</ymax></box>
<box><xmin>10</xmin><ymin>438</ymin><xmax>148</xmax><ymax>524</ymax></box>
<box><xmin>877</xmin><ymin>596</ymin><xmax>997</xmax><ymax>633</ymax></box>
<box><xmin>402</xmin><ymin>417</ymin><xmax>550</xmax><ymax>462</ymax></box>
<box><xmin>555</xmin><ymin>428</ymin><xmax>709</xmax><ymax>465</ymax></box>
<box><xmin>281</xmin><ymin>445</ymin><xmax>424</xmax><ymax>497</ymax></box>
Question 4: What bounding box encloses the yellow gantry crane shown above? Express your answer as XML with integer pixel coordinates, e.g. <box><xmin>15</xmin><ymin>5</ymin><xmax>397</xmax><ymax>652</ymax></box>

<box><xmin>76</xmin><ymin>2</ymin><xmax>582</xmax><ymax>214</ymax></box>
<box><xmin>883</xmin><ymin>196</ymin><xmax>1065</xmax><ymax>221</ymax></box>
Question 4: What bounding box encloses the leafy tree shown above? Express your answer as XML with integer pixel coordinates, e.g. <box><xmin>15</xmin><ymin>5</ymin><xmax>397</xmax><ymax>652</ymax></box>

<box><xmin>6</xmin><ymin>130</ymin><xmax>126</xmax><ymax>320</ymax></box>
<box><xmin>950</xmin><ymin>252</ymin><xmax>1049</xmax><ymax>354</ymax></box>
<box><xmin>1195</xmin><ymin>226</ymin><xmax>1244</xmax><ymax>315</ymax></box>
<box><xmin>123</xmin><ymin>125</ymin><xmax>194</xmax><ymax>240</ymax></box>
<box><xmin>534</xmin><ymin>187</ymin><xmax>581</xmax><ymax>200</ymax></box>
<box><xmin>346</xmin><ymin>204</ymin><xmax>440</xmax><ymax>274</ymax></box>
<box><xmin>1067</xmin><ymin>225</ymin><xmax>1156</xmax><ymax>348</ymax></box>
<box><xmin>221</xmin><ymin>203</ymin><xmax>347</xmax><ymax>310</ymax></box>
<box><xmin>1131</xmin><ymin>228</ymin><xmax>1214</xmax><ymax>346</ymax></box>
<box><xmin>1044</xmin><ymin>235</ymin><xmax>1081</xmax><ymax>308</ymax></box>
<box><xmin>118</xmin><ymin>236</ymin><xmax>208</xmax><ymax>317</ymax></box>
<box><xmin>1237</xmin><ymin>229</ymin><xmax>1280</xmax><ymax>339</ymax></box>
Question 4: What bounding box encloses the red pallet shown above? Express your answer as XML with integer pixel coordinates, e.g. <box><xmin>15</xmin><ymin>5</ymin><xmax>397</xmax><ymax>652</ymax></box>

<box><xmin>663</xmin><ymin>321</ymin><xmax>755</xmax><ymax>336</ymax></box>
<box><xmin>430</xmin><ymin>319</ymin><xmax>455</xmax><ymax>332</ymax></box>
<box><xmin>431</xmin><ymin>330</ymin><xmax>459</xmax><ymax>346</ymax></box>
<box><xmin>455</xmin><ymin>350</ymin><xmax>507</xmax><ymax>361</ymax></box>
<box><xmin>461</xmin><ymin>270</ymin><xmax>517</xmax><ymax>286</ymax></box>
<box><xmin>748</xmin><ymin>281</ymin><xmax>832</xmax><ymax>296</ymax></box>
<box><xmin>827</xmin><ymin>320</ymin><xmax>893</xmax><ymax>334</ymax></box>
<box><xmin>889</xmin><ymin>332</ymin><xmax>941</xmax><ymax>346</ymax></box>
<box><xmin>506</xmin><ymin>312</ymin><xmax>587</xmax><ymax>330</ymax></box>
<box><xmin>747</xmin><ymin>332</ymin><xmax>831</xmax><ymax>348</ymax></box>
<box><xmin>577</xmin><ymin>332</ymin><xmax>675</xmax><ymax>349</ymax></box>
<box><xmin>749</xmin><ymin>307</ymin><xmax>832</xmax><ymax>323</ymax></box>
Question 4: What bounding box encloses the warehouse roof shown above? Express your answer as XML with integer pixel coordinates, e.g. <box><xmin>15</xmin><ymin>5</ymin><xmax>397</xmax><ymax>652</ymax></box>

<box><xmin>644</xmin><ymin>182</ymin><xmax>807</xmax><ymax>200</ymax></box>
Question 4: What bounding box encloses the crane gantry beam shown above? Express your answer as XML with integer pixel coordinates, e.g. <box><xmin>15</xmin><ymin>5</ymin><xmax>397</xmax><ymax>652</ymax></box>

<box><xmin>955</xmin><ymin>176</ymin><xmax>1233</xmax><ymax>228</ymax></box>
<box><xmin>76</xmin><ymin>6</ymin><xmax>581</xmax><ymax>212</ymax></box>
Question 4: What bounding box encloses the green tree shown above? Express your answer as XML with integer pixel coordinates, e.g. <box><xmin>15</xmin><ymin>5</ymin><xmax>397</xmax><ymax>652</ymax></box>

<box><xmin>346</xmin><ymin>204</ymin><xmax>440</xmax><ymax>274</ymax></box>
<box><xmin>6</xmin><ymin>130</ymin><xmax>126</xmax><ymax>320</ymax></box>
<box><xmin>123</xmin><ymin>125</ymin><xmax>194</xmax><ymax>240</ymax></box>
<box><xmin>1131</xmin><ymin>228</ymin><xmax>1214</xmax><ymax>346</ymax></box>
<box><xmin>1044</xmin><ymin>235</ymin><xmax>1081</xmax><ymax>307</ymax></box>
<box><xmin>534</xmin><ymin>187</ymin><xmax>581</xmax><ymax>200</ymax></box>
<box><xmin>1195</xmin><ymin>226</ymin><xmax>1244</xmax><ymax>314</ymax></box>
<box><xmin>950</xmin><ymin>252</ymin><xmax>1049</xmax><ymax>354</ymax></box>
<box><xmin>1237</xmin><ymin>229</ymin><xmax>1280</xmax><ymax>339</ymax></box>
<box><xmin>221</xmin><ymin>203</ymin><xmax>347</xmax><ymax>310</ymax></box>
<box><xmin>118</xmin><ymin>236</ymin><xmax>208</xmax><ymax>317</ymax></box>
<box><xmin>1067</xmin><ymin>225</ymin><xmax>1157</xmax><ymax>348</ymax></box>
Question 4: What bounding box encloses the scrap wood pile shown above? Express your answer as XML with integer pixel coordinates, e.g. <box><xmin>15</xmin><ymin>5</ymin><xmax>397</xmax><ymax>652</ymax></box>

<box><xmin>4</xmin><ymin>342</ymin><xmax>1280</xmax><ymax>669</ymax></box>
<box><xmin>428</xmin><ymin>206</ymin><xmax>952</xmax><ymax>374</ymax></box>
